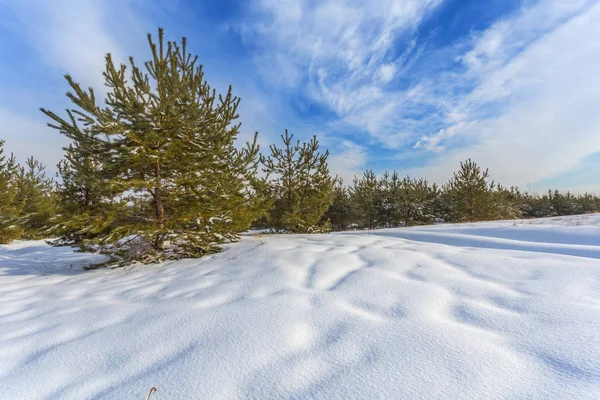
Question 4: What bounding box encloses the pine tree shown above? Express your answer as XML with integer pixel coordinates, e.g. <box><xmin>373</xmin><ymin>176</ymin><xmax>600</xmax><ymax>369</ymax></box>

<box><xmin>351</xmin><ymin>170</ymin><xmax>380</xmax><ymax>229</ymax></box>
<box><xmin>261</xmin><ymin>130</ymin><xmax>334</xmax><ymax>233</ymax></box>
<box><xmin>0</xmin><ymin>141</ymin><xmax>22</xmax><ymax>243</ymax></box>
<box><xmin>394</xmin><ymin>176</ymin><xmax>435</xmax><ymax>226</ymax></box>
<box><xmin>491</xmin><ymin>184</ymin><xmax>522</xmax><ymax>220</ymax></box>
<box><xmin>522</xmin><ymin>191</ymin><xmax>552</xmax><ymax>218</ymax></box>
<box><xmin>326</xmin><ymin>178</ymin><xmax>353</xmax><ymax>231</ymax></box>
<box><xmin>41</xmin><ymin>28</ymin><xmax>265</xmax><ymax>264</ymax></box>
<box><xmin>378</xmin><ymin>171</ymin><xmax>397</xmax><ymax>227</ymax></box>
<box><xmin>550</xmin><ymin>190</ymin><xmax>580</xmax><ymax>216</ymax></box>
<box><xmin>431</xmin><ymin>183</ymin><xmax>452</xmax><ymax>222</ymax></box>
<box><xmin>49</xmin><ymin>139</ymin><xmax>116</xmax><ymax>246</ymax></box>
<box><xmin>447</xmin><ymin>159</ymin><xmax>495</xmax><ymax>222</ymax></box>
<box><xmin>579</xmin><ymin>192</ymin><xmax>599</xmax><ymax>214</ymax></box>
<box><xmin>13</xmin><ymin>157</ymin><xmax>57</xmax><ymax>239</ymax></box>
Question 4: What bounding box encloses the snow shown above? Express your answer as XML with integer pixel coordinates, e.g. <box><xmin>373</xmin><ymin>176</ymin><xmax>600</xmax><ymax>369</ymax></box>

<box><xmin>1</xmin><ymin>214</ymin><xmax>600</xmax><ymax>399</ymax></box>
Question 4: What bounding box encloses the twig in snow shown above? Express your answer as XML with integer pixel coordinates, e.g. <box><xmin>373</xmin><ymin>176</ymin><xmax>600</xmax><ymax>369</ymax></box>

<box><xmin>146</xmin><ymin>387</ymin><xmax>157</xmax><ymax>400</ymax></box>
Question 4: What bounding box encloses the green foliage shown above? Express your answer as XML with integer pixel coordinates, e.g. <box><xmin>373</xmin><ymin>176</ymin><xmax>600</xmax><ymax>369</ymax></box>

<box><xmin>578</xmin><ymin>192</ymin><xmax>600</xmax><ymax>214</ymax></box>
<box><xmin>549</xmin><ymin>190</ymin><xmax>581</xmax><ymax>216</ymax></box>
<box><xmin>350</xmin><ymin>170</ymin><xmax>381</xmax><ymax>229</ymax></box>
<box><xmin>491</xmin><ymin>185</ymin><xmax>522</xmax><ymax>220</ymax></box>
<box><xmin>338</xmin><ymin>171</ymin><xmax>438</xmax><ymax>229</ymax></box>
<box><xmin>326</xmin><ymin>179</ymin><xmax>353</xmax><ymax>231</ymax></box>
<box><xmin>325</xmin><ymin>159</ymin><xmax>600</xmax><ymax>232</ymax></box>
<box><xmin>447</xmin><ymin>159</ymin><xmax>495</xmax><ymax>222</ymax></box>
<box><xmin>377</xmin><ymin>171</ymin><xmax>398</xmax><ymax>227</ymax></box>
<box><xmin>13</xmin><ymin>157</ymin><xmax>58</xmax><ymax>239</ymax></box>
<box><xmin>49</xmin><ymin>139</ymin><xmax>116</xmax><ymax>245</ymax></box>
<box><xmin>378</xmin><ymin>172</ymin><xmax>437</xmax><ymax>227</ymax></box>
<box><xmin>261</xmin><ymin>130</ymin><xmax>334</xmax><ymax>233</ymax></box>
<box><xmin>0</xmin><ymin>142</ymin><xmax>58</xmax><ymax>242</ymax></box>
<box><xmin>394</xmin><ymin>176</ymin><xmax>436</xmax><ymax>227</ymax></box>
<box><xmin>522</xmin><ymin>192</ymin><xmax>553</xmax><ymax>218</ymax></box>
<box><xmin>41</xmin><ymin>28</ymin><xmax>265</xmax><ymax>264</ymax></box>
<box><xmin>0</xmin><ymin>141</ymin><xmax>22</xmax><ymax>243</ymax></box>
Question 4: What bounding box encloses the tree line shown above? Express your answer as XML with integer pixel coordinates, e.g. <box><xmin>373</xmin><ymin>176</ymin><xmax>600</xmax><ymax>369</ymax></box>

<box><xmin>0</xmin><ymin>29</ymin><xmax>598</xmax><ymax>267</ymax></box>
<box><xmin>325</xmin><ymin>159</ymin><xmax>600</xmax><ymax>231</ymax></box>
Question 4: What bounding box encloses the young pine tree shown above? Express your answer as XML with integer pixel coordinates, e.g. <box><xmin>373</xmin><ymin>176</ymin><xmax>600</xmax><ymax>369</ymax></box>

<box><xmin>326</xmin><ymin>178</ymin><xmax>353</xmax><ymax>231</ymax></box>
<box><xmin>13</xmin><ymin>157</ymin><xmax>57</xmax><ymax>239</ymax></box>
<box><xmin>578</xmin><ymin>193</ymin><xmax>600</xmax><ymax>214</ymax></box>
<box><xmin>522</xmin><ymin>191</ymin><xmax>553</xmax><ymax>218</ymax></box>
<box><xmin>377</xmin><ymin>171</ymin><xmax>397</xmax><ymax>228</ymax></box>
<box><xmin>0</xmin><ymin>141</ymin><xmax>22</xmax><ymax>243</ymax></box>
<box><xmin>447</xmin><ymin>159</ymin><xmax>495</xmax><ymax>222</ymax></box>
<box><xmin>394</xmin><ymin>176</ymin><xmax>434</xmax><ymax>227</ymax></box>
<box><xmin>431</xmin><ymin>183</ymin><xmax>453</xmax><ymax>222</ymax></box>
<box><xmin>549</xmin><ymin>190</ymin><xmax>580</xmax><ymax>216</ymax></box>
<box><xmin>491</xmin><ymin>184</ymin><xmax>522</xmax><ymax>220</ymax></box>
<box><xmin>50</xmin><ymin>139</ymin><xmax>116</xmax><ymax>246</ymax></box>
<box><xmin>41</xmin><ymin>28</ymin><xmax>265</xmax><ymax>264</ymax></box>
<box><xmin>350</xmin><ymin>170</ymin><xmax>380</xmax><ymax>229</ymax></box>
<box><xmin>261</xmin><ymin>130</ymin><xmax>334</xmax><ymax>233</ymax></box>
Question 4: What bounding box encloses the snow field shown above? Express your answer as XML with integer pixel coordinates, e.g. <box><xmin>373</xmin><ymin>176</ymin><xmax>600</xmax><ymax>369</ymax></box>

<box><xmin>1</xmin><ymin>214</ymin><xmax>600</xmax><ymax>399</ymax></box>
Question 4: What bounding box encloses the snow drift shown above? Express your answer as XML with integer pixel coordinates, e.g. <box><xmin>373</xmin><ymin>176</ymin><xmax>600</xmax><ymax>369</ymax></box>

<box><xmin>1</xmin><ymin>214</ymin><xmax>600</xmax><ymax>399</ymax></box>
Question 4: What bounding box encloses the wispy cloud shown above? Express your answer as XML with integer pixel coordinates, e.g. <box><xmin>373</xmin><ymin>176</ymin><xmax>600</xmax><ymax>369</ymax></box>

<box><xmin>0</xmin><ymin>0</ymin><xmax>133</xmax><ymax>89</ymax></box>
<box><xmin>327</xmin><ymin>140</ymin><xmax>368</xmax><ymax>184</ymax></box>
<box><xmin>409</xmin><ymin>0</ymin><xmax>600</xmax><ymax>188</ymax></box>
<box><xmin>238</xmin><ymin>0</ymin><xmax>600</xmax><ymax>190</ymax></box>
<box><xmin>237</xmin><ymin>0</ymin><xmax>442</xmax><ymax>147</ymax></box>
<box><xmin>1</xmin><ymin>0</ymin><xmax>599</xmax><ymax>191</ymax></box>
<box><xmin>0</xmin><ymin>0</ymin><xmax>150</xmax><ymax>170</ymax></box>
<box><xmin>0</xmin><ymin>0</ymin><xmax>290</xmax><ymax>173</ymax></box>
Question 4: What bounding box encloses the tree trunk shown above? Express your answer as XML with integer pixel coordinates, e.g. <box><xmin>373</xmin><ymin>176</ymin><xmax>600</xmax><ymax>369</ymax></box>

<box><xmin>154</xmin><ymin>159</ymin><xmax>165</xmax><ymax>250</ymax></box>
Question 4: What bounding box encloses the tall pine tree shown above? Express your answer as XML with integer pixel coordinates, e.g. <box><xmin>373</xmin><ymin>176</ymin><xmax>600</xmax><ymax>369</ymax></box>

<box><xmin>41</xmin><ymin>28</ymin><xmax>265</xmax><ymax>264</ymax></box>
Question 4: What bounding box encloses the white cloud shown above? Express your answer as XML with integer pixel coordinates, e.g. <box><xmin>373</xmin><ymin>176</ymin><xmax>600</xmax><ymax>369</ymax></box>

<box><xmin>408</xmin><ymin>0</ymin><xmax>600</xmax><ymax>190</ymax></box>
<box><xmin>327</xmin><ymin>140</ymin><xmax>368</xmax><ymax>184</ymax></box>
<box><xmin>0</xmin><ymin>109</ymin><xmax>68</xmax><ymax>172</ymax></box>
<box><xmin>414</xmin><ymin>121</ymin><xmax>472</xmax><ymax>153</ymax></box>
<box><xmin>0</xmin><ymin>0</ymin><xmax>286</xmax><ymax>175</ymax></box>
<box><xmin>240</xmin><ymin>0</ymin><xmax>600</xmax><ymax>190</ymax></box>
<box><xmin>0</xmin><ymin>0</ymin><xmax>148</xmax><ymax>172</ymax></box>
<box><xmin>377</xmin><ymin>64</ymin><xmax>397</xmax><ymax>83</ymax></box>
<box><xmin>239</xmin><ymin>0</ymin><xmax>442</xmax><ymax>145</ymax></box>
<box><xmin>2</xmin><ymin>0</ymin><xmax>599</xmax><ymax>193</ymax></box>
<box><xmin>1</xmin><ymin>0</ymin><xmax>132</xmax><ymax>90</ymax></box>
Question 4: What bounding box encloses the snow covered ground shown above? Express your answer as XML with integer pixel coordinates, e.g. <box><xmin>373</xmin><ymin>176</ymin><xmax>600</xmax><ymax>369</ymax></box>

<box><xmin>1</xmin><ymin>214</ymin><xmax>600</xmax><ymax>399</ymax></box>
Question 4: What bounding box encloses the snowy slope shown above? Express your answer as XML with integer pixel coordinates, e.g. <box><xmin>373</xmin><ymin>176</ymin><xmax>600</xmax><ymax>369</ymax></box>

<box><xmin>351</xmin><ymin>213</ymin><xmax>600</xmax><ymax>259</ymax></box>
<box><xmin>1</xmin><ymin>215</ymin><xmax>600</xmax><ymax>399</ymax></box>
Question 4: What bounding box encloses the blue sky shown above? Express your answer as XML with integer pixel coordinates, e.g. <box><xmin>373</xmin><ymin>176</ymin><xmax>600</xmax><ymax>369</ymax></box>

<box><xmin>0</xmin><ymin>0</ymin><xmax>599</xmax><ymax>193</ymax></box>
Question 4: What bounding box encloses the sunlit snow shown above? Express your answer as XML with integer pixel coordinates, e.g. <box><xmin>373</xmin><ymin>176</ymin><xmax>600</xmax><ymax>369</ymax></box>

<box><xmin>1</xmin><ymin>214</ymin><xmax>599</xmax><ymax>399</ymax></box>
